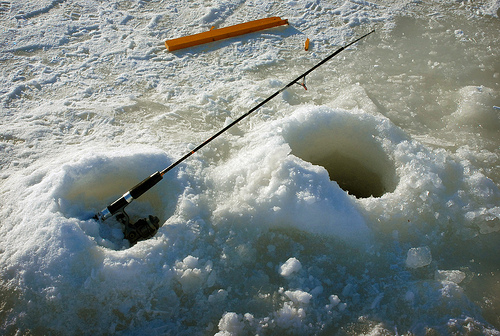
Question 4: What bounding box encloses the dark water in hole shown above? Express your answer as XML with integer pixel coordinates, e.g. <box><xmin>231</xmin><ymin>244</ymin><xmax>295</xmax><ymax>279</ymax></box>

<box><xmin>308</xmin><ymin>151</ymin><xmax>387</xmax><ymax>198</ymax></box>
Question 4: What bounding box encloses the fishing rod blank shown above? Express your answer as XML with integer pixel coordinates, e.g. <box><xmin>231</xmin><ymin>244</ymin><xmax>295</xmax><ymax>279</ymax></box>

<box><xmin>95</xmin><ymin>29</ymin><xmax>375</xmax><ymax>244</ymax></box>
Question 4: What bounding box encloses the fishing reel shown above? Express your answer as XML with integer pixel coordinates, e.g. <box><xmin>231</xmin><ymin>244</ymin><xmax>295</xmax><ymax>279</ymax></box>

<box><xmin>114</xmin><ymin>209</ymin><xmax>160</xmax><ymax>246</ymax></box>
<box><xmin>95</xmin><ymin>171</ymin><xmax>164</xmax><ymax>245</ymax></box>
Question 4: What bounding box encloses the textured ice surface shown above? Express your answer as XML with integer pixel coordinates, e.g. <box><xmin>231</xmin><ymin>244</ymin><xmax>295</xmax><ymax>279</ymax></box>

<box><xmin>1</xmin><ymin>0</ymin><xmax>500</xmax><ymax>335</ymax></box>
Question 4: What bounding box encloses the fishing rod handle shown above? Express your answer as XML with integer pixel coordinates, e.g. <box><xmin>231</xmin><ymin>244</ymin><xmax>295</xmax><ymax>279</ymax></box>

<box><xmin>129</xmin><ymin>171</ymin><xmax>163</xmax><ymax>198</ymax></box>
<box><xmin>96</xmin><ymin>171</ymin><xmax>163</xmax><ymax>221</ymax></box>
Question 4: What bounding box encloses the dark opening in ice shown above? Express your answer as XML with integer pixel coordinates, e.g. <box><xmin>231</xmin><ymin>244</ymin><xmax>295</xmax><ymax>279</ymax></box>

<box><xmin>306</xmin><ymin>151</ymin><xmax>388</xmax><ymax>198</ymax></box>
<box><xmin>284</xmin><ymin>112</ymin><xmax>398</xmax><ymax>198</ymax></box>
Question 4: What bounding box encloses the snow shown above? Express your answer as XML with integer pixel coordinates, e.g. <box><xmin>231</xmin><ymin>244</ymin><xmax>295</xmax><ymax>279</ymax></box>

<box><xmin>1</xmin><ymin>0</ymin><xmax>500</xmax><ymax>335</ymax></box>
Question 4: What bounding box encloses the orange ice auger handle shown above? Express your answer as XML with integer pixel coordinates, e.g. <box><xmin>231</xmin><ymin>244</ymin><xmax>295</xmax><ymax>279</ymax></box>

<box><xmin>165</xmin><ymin>17</ymin><xmax>289</xmax><ymax>51</ymax></box>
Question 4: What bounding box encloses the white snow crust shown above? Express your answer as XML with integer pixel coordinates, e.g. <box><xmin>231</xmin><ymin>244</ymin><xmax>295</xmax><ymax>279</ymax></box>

<box><xmin>1</xmin><ymin>0</ymin><xmax>500</xmax><ymax>335</ymax></box>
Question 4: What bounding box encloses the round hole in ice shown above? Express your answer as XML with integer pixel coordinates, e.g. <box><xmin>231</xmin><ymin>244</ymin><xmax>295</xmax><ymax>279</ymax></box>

<box><xmin>65</xmin><ymin>170</ymin><xmax>167</xmax><ymax>221</ymax></box>
<box><xmin>284</xmin><ymin>108</ymin><xmax>398</xmax><ymax>198</ymax></box>
<box><xmin>56</xmin><ymin>151</ymin><xmax>181</xmax><ymax>249</ymax></box>
<box><xmin>306</xmin><ymin>151</ymin><xmax>388</xmax><ymax>198</ymax></box>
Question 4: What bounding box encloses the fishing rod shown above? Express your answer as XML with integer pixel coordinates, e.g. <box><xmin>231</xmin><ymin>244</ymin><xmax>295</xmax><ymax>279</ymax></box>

<box><xmin>94</xmin><ymin>29</ymin><xmax>375</xmax><ymax>245</ymax></box>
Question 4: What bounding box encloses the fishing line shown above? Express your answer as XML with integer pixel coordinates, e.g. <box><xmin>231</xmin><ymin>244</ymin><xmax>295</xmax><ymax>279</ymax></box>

<box><xmin>94</xmin><ymin>30</ymin><xmax>375</xmax><ymax>245</ymax></box>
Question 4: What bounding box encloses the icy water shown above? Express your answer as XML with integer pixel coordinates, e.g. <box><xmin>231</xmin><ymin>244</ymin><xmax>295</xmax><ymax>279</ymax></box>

<box><xmin>1</xmin><ymin>0</ymin><xmax>499</xmax><ymax>335</ymax></box>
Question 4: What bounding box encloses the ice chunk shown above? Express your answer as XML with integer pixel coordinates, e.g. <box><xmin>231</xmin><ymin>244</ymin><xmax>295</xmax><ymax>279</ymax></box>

<box><xmin>181</xmin><ymin>255</ymin><xmax>199</xmax><ymax>269</ymax></box>
<box><xmin>208</xmin><ymin>289</ymin><xmax>228</xmax><ymax>303</ymax></box>
<box><xmin>405</xmin><ymin>246</ymin><xmax>432</xmax><ymax>268</ymax></box>
<box><xmin>280</xmin><ymin>257</ymin><xmax>302</xmax><ymax>277</ymax></box>
<box><xmin>435</xmin><ymin>270</ymin><xmax>466</xmax><ymax>284</ymax></box>
<box><xmin>325</xmin><ymin>294</ymin><xmax>341</xmax><ymax>310</ymax></box>
<box><xmin>329</xmin><ymin>295</ymin><xmax>341</xmax><ymax>307</ymax></box>
<box><xmin>275</xmin><ymin>302</ymin><xmax>306</xmax><ymax>329</ymax></box>
<box><xmin>216</xmin><ymin>312</ymin><xmax>244</xmax><ymax>335</ymax></box>
<box><xmin>285</xmin><ymin>290</ymin><xmax>313</xmax><ymax>305</ymax></box>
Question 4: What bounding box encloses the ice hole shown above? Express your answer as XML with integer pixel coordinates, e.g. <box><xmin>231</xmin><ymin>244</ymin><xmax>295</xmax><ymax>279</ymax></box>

<box><xmin>285</xmin><ymin>111</ymin><xmax>398</xmax><ymax>198</ymax></box>
<box><xmin>65</xmin><ymin>170</ymin><xmax>167</xmax><ymax>222</ymax></box>
<box><xmin>307</xmin><ymin>152</ymin><xmax>388</xmax><ymax>198</ymax></box>
<box><xmin>57</xmin><ymin>152</ymin><xmax>180</xmax><ymax>249</ymax></box>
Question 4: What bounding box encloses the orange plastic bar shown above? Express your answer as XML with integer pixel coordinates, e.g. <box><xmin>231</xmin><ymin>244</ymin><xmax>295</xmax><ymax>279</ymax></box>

<box><xmin>165</xmin><ymin>17</ymin><xmax>289</xmax><ymax>51</ymax></box>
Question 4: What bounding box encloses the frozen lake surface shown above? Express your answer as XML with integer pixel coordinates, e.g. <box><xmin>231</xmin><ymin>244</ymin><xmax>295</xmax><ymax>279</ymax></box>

<box><xmin>1</xmin><ymin>0</ymin><xmax>499</xmax><ymax>335</ymax></box>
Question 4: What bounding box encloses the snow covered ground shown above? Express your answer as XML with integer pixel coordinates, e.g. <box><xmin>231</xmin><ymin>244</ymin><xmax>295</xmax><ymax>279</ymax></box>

<box><xmin>1</xmin><ymin>0</ymin><xmax>499</xmax><ymax>334</ymax></box>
